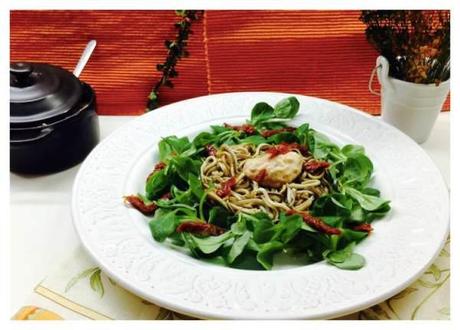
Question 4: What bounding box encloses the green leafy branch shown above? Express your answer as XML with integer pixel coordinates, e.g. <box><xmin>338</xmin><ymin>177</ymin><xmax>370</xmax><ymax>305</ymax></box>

<box><xmin>146</xmin><ymin>10</ymin><xmax>203</xmax><ymax>111</ymax></box>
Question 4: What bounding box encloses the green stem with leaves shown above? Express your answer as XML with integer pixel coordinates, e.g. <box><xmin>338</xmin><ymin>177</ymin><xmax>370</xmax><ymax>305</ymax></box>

<box><xmin>146</xmin><ymin>10</ymin><xmax>203</xmax><ymax>111</ymax></box>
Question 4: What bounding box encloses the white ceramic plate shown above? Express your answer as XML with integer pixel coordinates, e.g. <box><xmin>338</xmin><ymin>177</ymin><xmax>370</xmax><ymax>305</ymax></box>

<box><xmin>72</xmin><ymin>92</ymin><xmax>449</xmax><ymax>319</ymax></box>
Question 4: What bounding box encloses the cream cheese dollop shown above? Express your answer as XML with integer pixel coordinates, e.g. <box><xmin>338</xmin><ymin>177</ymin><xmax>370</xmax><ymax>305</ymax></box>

<box><xmin>243</xmin><ymin>151</ymin><xmax>303</xmax><ymax>188</ymax></box>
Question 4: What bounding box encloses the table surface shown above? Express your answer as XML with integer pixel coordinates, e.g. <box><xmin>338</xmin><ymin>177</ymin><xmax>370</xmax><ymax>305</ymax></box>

<box><xmin>10</xmin><ymin>112</ymin><xmax>450</xmax><ymax>316</ymax></box>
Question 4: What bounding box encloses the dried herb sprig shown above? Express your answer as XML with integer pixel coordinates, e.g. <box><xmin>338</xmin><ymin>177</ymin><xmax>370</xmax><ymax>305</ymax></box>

<box><xmin>146</xmin><ymin>10</ymin><xmax>203</xmax><ymax>111</ymax></box>
<box><xmin>360</xmin><ymin>10</ymin><xmax>450</xmax><ymax>84</ymax></box>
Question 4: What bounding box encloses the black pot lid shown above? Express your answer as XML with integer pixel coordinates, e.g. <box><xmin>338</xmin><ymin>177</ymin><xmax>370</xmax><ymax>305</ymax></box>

<box><xmin>10</xmin><ymin>62</ymin><xmax>83</xmax><ymax>125</ymax></box>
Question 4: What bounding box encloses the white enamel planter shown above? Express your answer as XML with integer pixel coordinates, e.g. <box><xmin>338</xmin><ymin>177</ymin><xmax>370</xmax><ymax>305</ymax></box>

<box><xmin>375</xmin><ymin>56</ymin><xmax>450</xmax><ymax>144</ymax></box>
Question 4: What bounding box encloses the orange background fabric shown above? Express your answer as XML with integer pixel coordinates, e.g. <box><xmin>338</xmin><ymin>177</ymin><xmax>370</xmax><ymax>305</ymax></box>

<box><xmin>10</xmin><ymin>10</ymin><xmax>450</xmax><ymax>115</ymax></box>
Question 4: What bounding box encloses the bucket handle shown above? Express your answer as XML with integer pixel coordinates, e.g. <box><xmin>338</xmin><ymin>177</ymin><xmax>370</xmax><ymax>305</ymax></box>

<box><xmin>368</xmin><ymin>56</ymin><xmax>393</xmax><ymax>96</ymax></box>
<box><xmin>368</xmin><ymin>64</ymin><xmax>381</xmax><ymax>96</ymax></box>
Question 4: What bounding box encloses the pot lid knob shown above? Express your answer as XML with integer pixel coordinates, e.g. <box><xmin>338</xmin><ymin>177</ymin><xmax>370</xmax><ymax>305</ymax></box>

<box><xmin>10</xmin><ymin>62</ymin><xmax>34</xmax><ymax>87</ymax></box>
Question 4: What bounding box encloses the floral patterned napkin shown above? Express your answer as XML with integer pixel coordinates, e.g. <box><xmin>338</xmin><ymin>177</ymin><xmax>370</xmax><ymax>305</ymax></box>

<box><xmin>14</xmin><ymin>239</ymin><xmax>449</xmax><ymax>320</ymax></box>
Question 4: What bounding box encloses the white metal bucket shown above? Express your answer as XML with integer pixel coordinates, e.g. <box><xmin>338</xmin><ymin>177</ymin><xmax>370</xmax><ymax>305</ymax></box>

<box><xmin>373</xmin><ymin>56</ymin><xmax>450</xmax><ymax>144</ymax></box>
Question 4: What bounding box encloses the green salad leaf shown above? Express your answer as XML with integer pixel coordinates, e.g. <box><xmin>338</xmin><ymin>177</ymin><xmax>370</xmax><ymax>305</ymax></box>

<box><xmin>227</xmin><ymin>231</ymin><xmax>252</xmax><ymax>264</ymax></box>
<box><xmin>146</xmin><ymin>168</ymin><xmax>170</xmax><ymax>200</ymax></box>
<box><xmin>249</xmin><ymin>96</ymin><xmax>300</xmax><ymax>129</ymax></box>
<box><xmin>256</xmin><ymin>241</ymin><xmax>284</xmax><ymax>270</ymax></box>
<box><xmin>250</xmin><ymin>102</ymin><xmax>275</xmax><ymax>127</ymax></box>
<box><xmin>159</xmin><ymin>136</ymin><xmax>196</xmax><ymax>161</ymax></box>
<box><xmin>324</xmin><ymin>242</ymin><xmax>366</xmax><ymax>270</ymax></box>
<box><xmin>273</xmin><ymin>97</ymin><xmax>300</xmax><ymax>119</ymax></box>
<box><xmin>343</xmin><ymin>186</ymin><xmax>390</xmax><ymax>211</ymax></box>
<box><xmin>187</xmin><ymin>231</ymin><xmax>234</xmax><ymax>254</ymax></box>
<box><xmin>149</xmin><ymin>209</ymin><xmax>180</xmax><ymax>242</ymax></box>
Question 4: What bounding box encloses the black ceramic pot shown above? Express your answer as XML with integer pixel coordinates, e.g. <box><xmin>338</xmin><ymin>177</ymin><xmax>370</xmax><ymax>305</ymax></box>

<box><xmin>10</xmin><ymin>62</ymin><xmax>100</xmax><ymax>174</ymax></box>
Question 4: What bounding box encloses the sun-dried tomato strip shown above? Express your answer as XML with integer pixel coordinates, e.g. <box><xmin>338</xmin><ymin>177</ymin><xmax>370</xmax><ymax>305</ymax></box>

<box><xmin>287</xmin><ymin>210</ymin><xmax>341</xmax><ymax>235</ymax></box>
<box><xmin>216</xmin><ymin>176</ymin><xmax>237</xmax><ymax>198</ymax></box>
<box><xmin>265</xmin><ymin>142</ymin><xmax>308</xmax><ymax>158</ymax></box>
<box><xmin>304</xmin><ymin>160</ymin><xmax>330</xmax><ymax>173</ymax></box>
<box><xmin>146</xmin><ymin>161</ymin><xmax>167</xmax><ymax>182</ymax></box>
<box><xmin>254</xmin><ymin>169</ymin><xmax>267</xmax><ymax>182</ymax></box>
<box><xmin>351</xmin><ymin>223</ymin><xmax>373</xmax><ymax>233</ymax></box>
<box><xmin>224</xmin><ymin>123</ymin><xmax>256</xmax><ymax>135</ymax></box>
<box><xmin>205</xmin><ymin>144</ymin><xmax>217</xmax><ymax>156</ymax></box>
<box><xmin>176</xmin><ymin>221</ymin><xmax>226</xmax><ymax>236</ymax></box>
<box><xmin>154</xmin><ymin>162</ymin><xmax>167</xmax><ymax>171</ymax></box>
<box><xmin>293</xmin><ymin>143</ymin><xmax>309</xmax><ymax>156</ymax></box>
<box><xmin>260</xmin><ymin>127</ymin><xmax>296</xmax><ymax>138</ymax></box>
<box><xmin>124</xmin><ymin>195</ymin><xmax>157</xmax><ymax>215</ymax></box>
<box><xmin>265</xmin><ymin>143</ymin><xmax>293</xmax><ymax>158</ymax></box>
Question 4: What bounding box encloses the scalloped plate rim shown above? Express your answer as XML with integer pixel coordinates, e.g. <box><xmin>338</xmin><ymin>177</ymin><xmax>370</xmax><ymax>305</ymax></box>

<box><xmin>71</xmin><ymin>92</ymin><xmax>449</xmax><ymax>319</ymax></box>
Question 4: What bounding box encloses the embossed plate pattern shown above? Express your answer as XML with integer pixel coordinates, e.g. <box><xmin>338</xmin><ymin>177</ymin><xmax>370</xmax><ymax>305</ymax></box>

<box><xmin>72</xmin><ymin>92</ymin><xmax>449</xmax><ymax>319</ymax></box>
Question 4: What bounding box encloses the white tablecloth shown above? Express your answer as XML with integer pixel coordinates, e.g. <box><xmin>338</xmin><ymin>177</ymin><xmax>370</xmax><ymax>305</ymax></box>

<box><xmin>10</xmin><ymin>113</ymin><xmax>450</xmax><ymax>317</ymax></box>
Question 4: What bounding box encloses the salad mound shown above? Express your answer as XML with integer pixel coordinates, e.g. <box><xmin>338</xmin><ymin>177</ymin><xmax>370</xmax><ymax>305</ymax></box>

<box><xmin>124</xmin><ymin>97</ymin><xmax>391</xmax><ymax>270</ymax></box>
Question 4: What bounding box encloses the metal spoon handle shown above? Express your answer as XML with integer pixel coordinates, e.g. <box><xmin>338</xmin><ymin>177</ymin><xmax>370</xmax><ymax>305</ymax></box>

<box><xmin>73</xmin><ymin>40</ymin><xmax>97</xmax><ymax>78</ymax></box>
